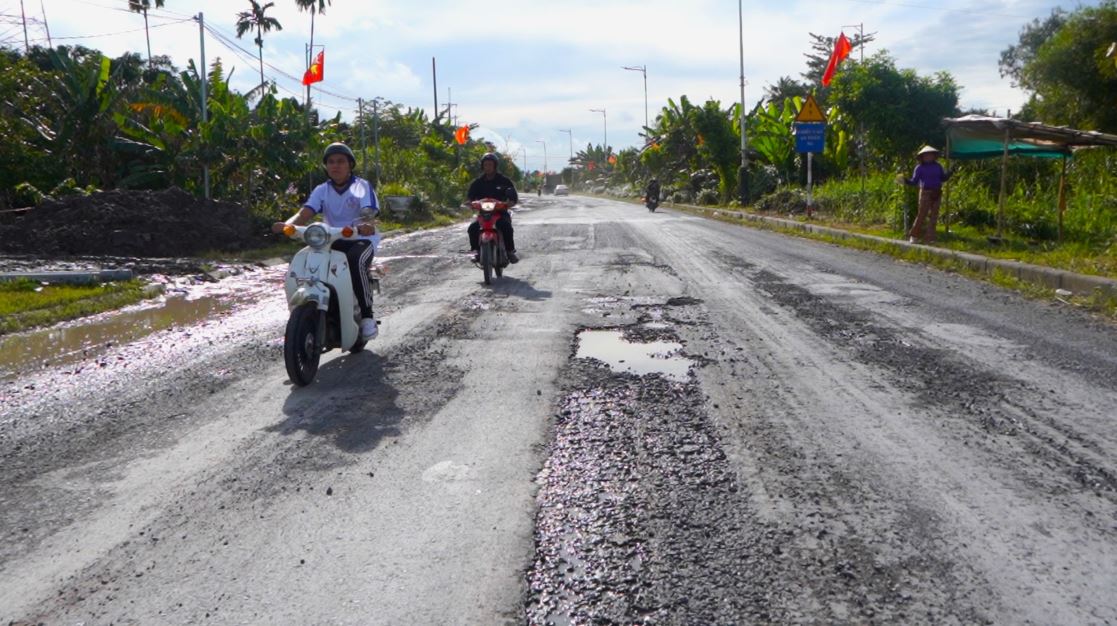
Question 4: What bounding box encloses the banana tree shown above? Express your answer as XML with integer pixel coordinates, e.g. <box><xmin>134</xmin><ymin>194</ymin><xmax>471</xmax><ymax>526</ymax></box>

<box><xmin>747</xmin><ymin>97</ymin><xmax>798</xmax><ymax>182</ymax></box>
<box><xmin>20</xmin><ymin>49</ymin><xmax>128</xmax><ymax>187</ymax></box>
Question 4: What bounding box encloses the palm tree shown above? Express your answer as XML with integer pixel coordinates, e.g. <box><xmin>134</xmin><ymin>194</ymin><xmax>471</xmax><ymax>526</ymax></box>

<box><xmin>294</xmin><ymin>0</ymin><xmax>330</xmax><ymax>100</ymax></box>
<box><xmin>235</xmin><ymin>1</ymin><xmax>283</xmax><ymax>89</ymax></box>
<box><xmin>127</xmin><ymin>0</ymin><xmax>165</xmax><ymax>65</ymax></box>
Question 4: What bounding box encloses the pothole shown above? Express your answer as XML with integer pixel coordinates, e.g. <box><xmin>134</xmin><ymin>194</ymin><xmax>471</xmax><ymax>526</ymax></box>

<box><xmin>0</xmin><ymin>268</ymin><xmax>281</xmax><ymax>381</ymax></box>
<box><xmin>575</xmin><ymin>329</ymin><xmax>693</xmax><ymax>382</ymax></box>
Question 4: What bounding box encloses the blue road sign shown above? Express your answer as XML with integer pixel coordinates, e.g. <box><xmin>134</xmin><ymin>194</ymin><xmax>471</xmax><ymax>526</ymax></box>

<box><xmin>795</xmin><ymin>122</ymin><xmax>826</xmax><ymax>153</ymax></box>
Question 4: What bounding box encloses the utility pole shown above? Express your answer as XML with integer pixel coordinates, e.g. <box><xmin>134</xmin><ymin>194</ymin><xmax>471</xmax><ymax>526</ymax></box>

<box><xmin>19</xmin><ymin>0</ymin><xmax>29</xmax><ymax>52</ymax></box>
<box><xmin>358</xmin><ymin>98</ymin><xmax>367</xmax><ymax>180</ymax></box>
<box><xmin>737</xmin><ymin>0</ymin><xmax>749</xmax><ymax>205</ymax></box>
<box><xmin>40</xmin><ymin>0</ymin><xmax>51</xmax><ymax>48</ymax></box>
<box><xmin>445</xmin><ymin>87</ymin><xmax>458</xmax><ymax>126</ymax></box>
<box><xmin>372</xmin><ymin>98</ymin><xmax>381</xmax><ymax>188</ymax></box>
<box><xmin>196</xmin><ymin>12</ymin><xmax>210</xmax><ymax>199</ymax></box>
<box><xmin>431</xmin><ymin>57</ymin><xmax>439</xmax><ymax>124</ymax></box>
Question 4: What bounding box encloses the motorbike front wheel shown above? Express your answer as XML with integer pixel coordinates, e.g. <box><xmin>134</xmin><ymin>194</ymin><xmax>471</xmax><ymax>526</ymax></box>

<box><xmin>284</xmin><ymin>303</ymin><xmax>321</xmax><ymax>386</ymax></box>
<box><xmin>480</xmin><ymin>242</ymin><xmax>494</xmax><ymax>285</ymax></box>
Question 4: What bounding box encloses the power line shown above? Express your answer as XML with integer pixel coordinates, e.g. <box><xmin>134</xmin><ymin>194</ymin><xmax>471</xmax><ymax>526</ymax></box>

<box><xmin>25</xmin><ymin>16</ymin><xmax>189</xmax><ymax>42</ymax></box>
<box><xmin>202</xmin><ymin>21</ymin><xmax>359</xmax><ymax>104</ymax></box>
<box><xmin>841</xmin><ymin>0</ymin><xmax>1035</xmax><ymax>20</ymax></box>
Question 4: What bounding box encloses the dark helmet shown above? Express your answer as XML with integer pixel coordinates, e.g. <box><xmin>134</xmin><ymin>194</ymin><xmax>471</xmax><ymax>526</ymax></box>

<box><xmin>323</xmin><ymin>142</ymin><xmax>356</xmax><ymax>166</ymax></box>
<box><xmin>480</xmin><ymin>152</ymin><xmax>499</xmax><ymax>168</ymax></box>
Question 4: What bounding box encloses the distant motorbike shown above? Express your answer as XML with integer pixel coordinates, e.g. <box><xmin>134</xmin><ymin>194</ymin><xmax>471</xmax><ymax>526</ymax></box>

<box><xmin>470</xmin><ymin>198</ymin><xmax>510</xmax><ymax>285</ymax></box>
<box><xmin>280</xmin><ymin>223</ymin><xmax>381</xmax><ymax>386</ymax></box>
<box><xmin>645</xmin><ymin>195</ymin><xmax>659</xmax><ymax>212</ymax></box>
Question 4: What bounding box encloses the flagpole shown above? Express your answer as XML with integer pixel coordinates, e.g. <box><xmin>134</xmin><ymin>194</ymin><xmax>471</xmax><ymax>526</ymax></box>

<box><xmin>843</xmin><ymin>23</ymin><xmax>867</xmax><ymax>199</ymax></box>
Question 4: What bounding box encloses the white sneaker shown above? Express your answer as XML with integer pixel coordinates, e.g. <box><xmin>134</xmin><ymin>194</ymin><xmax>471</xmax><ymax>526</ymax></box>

<box><xmin>360</xmin><ymin>318</ymin><xmax>378</xmax><ymax>339</ymax></box>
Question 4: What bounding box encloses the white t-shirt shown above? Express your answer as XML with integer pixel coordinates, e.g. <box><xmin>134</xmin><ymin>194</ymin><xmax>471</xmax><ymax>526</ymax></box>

<box><xmin>303</xmin><ymin>176</ymin><xmax>380</xmax><ymax>244</ymax></box>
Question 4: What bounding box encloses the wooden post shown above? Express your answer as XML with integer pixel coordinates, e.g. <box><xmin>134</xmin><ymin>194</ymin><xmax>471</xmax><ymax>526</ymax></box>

<box><xmin>1057</xmin><ymin>154</ymin><xmax>1068</xmax><ymax>242</ymax></box>
<box><xmin>943</xmin><ymin>133</ymin><xmax>953</xmax><ymax>234</ymax></box>
<box><xmin>996</xmin><ymin>128</ymin><xmax>1010</xmax><ymax>240</ymax></box>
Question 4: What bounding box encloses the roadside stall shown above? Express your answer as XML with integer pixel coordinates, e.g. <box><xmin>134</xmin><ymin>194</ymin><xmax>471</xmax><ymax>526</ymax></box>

<box><xmin>942</xmin><ymin>115</ymin><xmax>1117</xmax><ymax>241</ymax></box>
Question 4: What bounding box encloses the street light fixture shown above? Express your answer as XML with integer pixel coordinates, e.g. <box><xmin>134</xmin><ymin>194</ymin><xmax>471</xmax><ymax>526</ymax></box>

<box><xmin>559</xmin><ymin>129</ymin><xmax>574</xmax><ymax>188</ymax></box>
<box><xmin>589</xmin><ymin>108</ymin><xmax>607</xmax><ymax>154</ymax></box>
<box><xmin>537</xmin><ymin>139</ymin><xmax>547</xmax><ymax>191</ymax></box>
<box><xmin>622</xmin><ymin>65</ymin><xmax>648</xmax><ymax>136</ymax></box>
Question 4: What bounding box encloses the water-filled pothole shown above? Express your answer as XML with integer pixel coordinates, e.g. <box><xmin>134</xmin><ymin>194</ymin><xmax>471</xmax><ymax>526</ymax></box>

<box><xmin>0</xmin><ymin>268</ymin><xmax>282</xmax><ymax>381</ymax></box>
<box><xmin>0</xmin><ymin>295</ymin><xmax>233</xmax><ymax>380</ymax></box>
<box><xmin>575</xmin><ymin>329</ymin><xmax>693</xmax><ymax>382</ymax></box>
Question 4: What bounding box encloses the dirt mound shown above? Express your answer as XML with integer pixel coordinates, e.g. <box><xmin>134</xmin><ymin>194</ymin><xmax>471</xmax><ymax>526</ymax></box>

<box><xmin>0</xmin><ymin>188</ymin><xmax>269</xmax><ymax>257</ymax></box>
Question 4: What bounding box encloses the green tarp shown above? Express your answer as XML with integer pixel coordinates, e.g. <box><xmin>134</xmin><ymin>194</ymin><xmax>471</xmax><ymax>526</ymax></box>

<box><xmin>944</xmin><ymin>115</ymin><xmax>1117</xmax><ymax>160</ymax></box>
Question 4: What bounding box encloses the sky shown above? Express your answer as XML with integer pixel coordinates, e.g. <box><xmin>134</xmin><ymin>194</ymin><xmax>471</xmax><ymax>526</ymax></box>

<box><xmin>0</xmin><ymin>0</ymin><xmax>1097</xmax><ymax>172</ymax></box>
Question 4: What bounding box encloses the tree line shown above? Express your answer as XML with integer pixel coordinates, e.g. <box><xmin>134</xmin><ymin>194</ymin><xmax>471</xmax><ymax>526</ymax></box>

<box><xmin>2</xmin><ymin>1</ymin><xmax>1115</xmax><ymax>244</ymax></box>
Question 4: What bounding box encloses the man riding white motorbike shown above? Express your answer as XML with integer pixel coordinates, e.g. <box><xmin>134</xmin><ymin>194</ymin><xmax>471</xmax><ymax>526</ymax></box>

<box><xmin>272</xmin><ymin>142</ymin><xmax>380</xmax><ymax>339</ymax></box>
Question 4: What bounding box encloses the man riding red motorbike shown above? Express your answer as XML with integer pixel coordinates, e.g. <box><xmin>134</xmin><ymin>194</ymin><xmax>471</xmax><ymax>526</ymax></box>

<box><xmin>467</xmin><ymin>153</ymin><xmax>519</xmax><ymax>264</ymax></box>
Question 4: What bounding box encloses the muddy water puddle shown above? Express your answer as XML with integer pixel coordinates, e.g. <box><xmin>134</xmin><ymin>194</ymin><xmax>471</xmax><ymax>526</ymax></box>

<box><xmin>575</xmin><ymin>329</ymin><xmax>693</xmax><ymax>382</ymax></box>
<box><xmin>0</xmin><ymin>269</ymin><xmax>282</xmax><ymax>381</ymax></box>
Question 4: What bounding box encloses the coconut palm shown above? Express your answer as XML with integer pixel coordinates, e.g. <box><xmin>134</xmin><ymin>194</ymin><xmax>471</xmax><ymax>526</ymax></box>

<box><xmin>127</xmin><ymin>0</ymin><xmax>165</xmax><ymax>65</ymax></box>
<box><xmin>235</xmin><ymin>0</ymin><xmax>283</xmax><ymax>89</ymax></box>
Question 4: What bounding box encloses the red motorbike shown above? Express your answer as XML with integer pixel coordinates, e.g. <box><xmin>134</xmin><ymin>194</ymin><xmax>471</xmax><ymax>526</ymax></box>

<box><xmin>471</xmin><ymin>198</ymin><xmax>511</xmax><ymax>285</ymax></box>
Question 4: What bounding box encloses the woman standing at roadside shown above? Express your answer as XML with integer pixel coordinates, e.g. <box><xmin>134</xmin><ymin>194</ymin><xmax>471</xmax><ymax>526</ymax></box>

<box><xmin>899</xmin><ymin>145</ymin><xmax>952</xmax><ymax>244</ymax></box>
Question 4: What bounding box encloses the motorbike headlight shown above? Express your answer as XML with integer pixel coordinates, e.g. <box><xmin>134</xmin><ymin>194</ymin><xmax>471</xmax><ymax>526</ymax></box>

<box><xmin>304</xmin><ymin>224</ymin><xmax>329</xmax><ymax>248</ymax></box>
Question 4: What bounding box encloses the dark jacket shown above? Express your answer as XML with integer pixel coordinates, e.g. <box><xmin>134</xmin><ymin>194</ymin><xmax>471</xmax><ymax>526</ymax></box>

<box><xmin>468</xmin><ymin>172</ymin><xmax>519</xmax><ymax>204</ymax></box>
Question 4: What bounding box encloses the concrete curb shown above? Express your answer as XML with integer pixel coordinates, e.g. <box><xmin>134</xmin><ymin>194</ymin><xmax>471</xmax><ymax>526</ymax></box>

<box><xmin>670</xmin><ymin>202</ymin><xmax>1117</xmax><ymax>300</ymax></box>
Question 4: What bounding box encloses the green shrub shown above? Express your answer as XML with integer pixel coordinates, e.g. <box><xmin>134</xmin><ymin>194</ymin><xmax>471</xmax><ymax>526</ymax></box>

<box><xmin>13</xmin><ymin>182</ymin><xmax>47</xmax><ymax>207</ymax></box>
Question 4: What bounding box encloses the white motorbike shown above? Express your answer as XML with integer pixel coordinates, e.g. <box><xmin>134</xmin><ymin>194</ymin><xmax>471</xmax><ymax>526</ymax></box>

<box><xmin>281</xmin><ymin>223</ymin><xmax>382</xmax><ymax>386</ymax></box>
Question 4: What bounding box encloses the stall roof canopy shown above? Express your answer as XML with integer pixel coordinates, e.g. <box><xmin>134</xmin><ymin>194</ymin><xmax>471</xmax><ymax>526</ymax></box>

<box><xmin>943</xmin><ymin>115</ymin><xmax>1117</xmax><ymax>160</ymax></box>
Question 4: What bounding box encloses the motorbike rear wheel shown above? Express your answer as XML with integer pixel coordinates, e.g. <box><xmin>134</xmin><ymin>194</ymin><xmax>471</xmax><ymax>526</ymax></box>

<box><xmin>480</xmin><ymin>242</ymin><xmax>493</xmax><ymax>285</ymax></box>
<box><xmin>284</xmin><ymin>303</ymin><xmax>321</xmax><ymax>386</ymax></box>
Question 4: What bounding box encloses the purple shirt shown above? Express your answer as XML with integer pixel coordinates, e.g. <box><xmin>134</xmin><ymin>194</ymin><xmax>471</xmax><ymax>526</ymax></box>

<box><xmin>906</xmin><ymin>162</ymin><xmax>951</xmax><ymax>189</ymax></box>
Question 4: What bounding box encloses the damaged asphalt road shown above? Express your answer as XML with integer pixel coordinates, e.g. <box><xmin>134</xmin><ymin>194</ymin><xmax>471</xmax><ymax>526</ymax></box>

<box><xmin>2</xmin><ymin>195</ymin><xmax>1116</xmax><ymax>624</ymax></box>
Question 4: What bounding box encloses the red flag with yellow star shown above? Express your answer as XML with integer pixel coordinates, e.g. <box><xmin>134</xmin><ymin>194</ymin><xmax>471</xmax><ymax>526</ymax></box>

<box><xmin>302</xmin><ymin>50</ymin><xmax>324</xmax><ymax>86</ymax></box>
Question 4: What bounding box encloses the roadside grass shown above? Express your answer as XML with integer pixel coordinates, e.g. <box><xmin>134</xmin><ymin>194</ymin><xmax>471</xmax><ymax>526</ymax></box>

<box><xmin>377</xmin><ymin>210</ymin><xmax>467</xmax><ymax>233</ymax></box>
<box><xmin>807</xmin><ymin>219</ymin><xmax>1117</xmax><ymax>279</ymax></box>
<box><xmin>666</xmin><ymin>203</ymin><xmax>1117</xmax><ymax>322</ymax></box>
<box><xmin>0</xmin><ymin>278</ymin><xmax>148</xmax><ymax>335</ymax></box>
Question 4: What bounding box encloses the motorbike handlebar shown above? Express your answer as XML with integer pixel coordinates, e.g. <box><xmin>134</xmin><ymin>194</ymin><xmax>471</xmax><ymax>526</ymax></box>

<box><xmin>281</xmin><ymin>223</ymin><xmax>359</xmax><ymax>241</ymax></box>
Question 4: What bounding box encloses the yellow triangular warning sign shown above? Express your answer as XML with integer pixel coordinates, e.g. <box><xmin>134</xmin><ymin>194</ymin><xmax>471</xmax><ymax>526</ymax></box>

<box><xmin>795</xmin><ymin>94</ymin><xmax>828</xmax><ymax>123</ymax></box>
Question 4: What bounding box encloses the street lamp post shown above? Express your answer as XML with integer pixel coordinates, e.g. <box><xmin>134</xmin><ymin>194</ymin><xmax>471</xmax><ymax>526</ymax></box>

<box><xmin>622</xmin><ymin>65</ymin><xmax>648</xmax><ymax>136</ymax></box>
<box><xmin>559</xmin><ymin>129</ymin><xmax>574</xmax><ymax>188</ymax></box>
<box><xmin>589</xmin><ymin>108</ymin><xmax>607</xmax><ymax>154</ymax></box>
<box><xmin>537</xmin><ymin>139</ymin><xmax>547</xmax><ymax>192</ymax></box>
<box><xmin>737</xmin><ymin>0</ymin><xmax>749</xmax><ymax>205</ymax></box>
